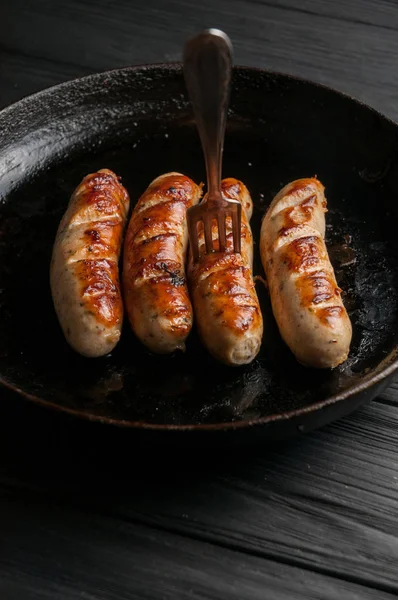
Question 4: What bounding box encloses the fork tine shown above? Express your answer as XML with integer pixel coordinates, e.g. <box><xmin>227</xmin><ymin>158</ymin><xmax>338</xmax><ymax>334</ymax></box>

<box><xmin>231</xmin><ymin>204</ymin><xmax>242</xmax><ymax>254</ymax></box>
<box><xmin>188</xmin><ymin>213</ymin><xmax>200</xmax><ymax>262</ymax></box>
<box><xmin>203</xmin><ymin>216</ymin><xmax>214</xmax><ymax>254</ymax></box>
<box><xmin>217</xmin><ymin>214</ymin><xmax>226</xmax><ymax>252</ymax></box>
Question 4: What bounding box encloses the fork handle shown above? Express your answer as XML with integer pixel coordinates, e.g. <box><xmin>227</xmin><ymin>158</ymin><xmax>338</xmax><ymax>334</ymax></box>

<box><xmin>183</xmin><ymin>29</ymin><xmax>233</xmax><ymax>203</ymax></box>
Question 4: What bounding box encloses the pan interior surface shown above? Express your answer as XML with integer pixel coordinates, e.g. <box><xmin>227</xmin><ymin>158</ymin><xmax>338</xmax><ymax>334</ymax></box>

<box><xmin>1</xmin><ymin>66</ymin><xmax>398</xmax><ymax>429</ymax></box>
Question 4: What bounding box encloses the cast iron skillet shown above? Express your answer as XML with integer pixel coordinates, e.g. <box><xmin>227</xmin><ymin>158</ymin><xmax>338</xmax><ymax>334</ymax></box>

<box><xmin>1</xmin><ymin>63</ymin><xmax>398</xmax><ymax>443</ymax></box>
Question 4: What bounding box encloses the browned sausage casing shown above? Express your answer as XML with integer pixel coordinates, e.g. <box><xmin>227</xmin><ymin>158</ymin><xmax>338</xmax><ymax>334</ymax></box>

<box><xmin>122</xmin><ymin>172</ymin><xmax>202</xmax><ymax>353</ymax></box>
<box><xmin>260</xmin><ymin>178</ymin><xmax>352</xmax><ymax>368</ymax></box>
<box><xmin>50</xmin><ymin>168</ymin><xmax>130</xmax><ymax>357</ymax></box>
<box><xmin>188</xmin><ymin>178</ymin><xmax>263</xmax><ymax>366</ymax></box>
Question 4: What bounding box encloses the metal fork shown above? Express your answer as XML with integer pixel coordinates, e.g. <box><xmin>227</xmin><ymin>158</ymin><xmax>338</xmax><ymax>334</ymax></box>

<box><xmin>183</xmin><ymin>28</ymin><xmax>242</xmax><ymax>262</ymax></box>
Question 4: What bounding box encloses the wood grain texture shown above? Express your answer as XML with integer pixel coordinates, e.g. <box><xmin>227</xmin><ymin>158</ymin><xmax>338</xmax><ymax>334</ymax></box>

<box><xmin>2</xmin><ymin>490</ymin><xmax>396</xmax><ymax>600</ymax></box>
<box><xmin>0</xmin><ymin>48</ymin><xmax>91</xmax><ymax>108</ymax></box>
<box><xmin>379</xmin><ymin>380</ymin><xmax>398</xmax><ymax>404</ymax></box>
<box><xmin>1</xmin><ymin>0</ymin><xmax>398</xmax><ymax>120</ymax></box>
<box><xmin>1</xmin><ymin>0</ymin><xmax>398</xmax><ymax>598</ymax></box>
<box><xmin>1</xmin><ymin>394</ymin><xmax>398</xmax><ymax>595</ymax></box>
<box><xmin>261</xmin><ymin>0</ymin><xmax>398</xmax><ymax>30</ymax></box>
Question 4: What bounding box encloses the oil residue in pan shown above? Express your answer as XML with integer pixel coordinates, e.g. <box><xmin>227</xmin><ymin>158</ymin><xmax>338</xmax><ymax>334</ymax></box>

<box><xmin>325</xmin><ymin>205</ymin><xmax>398</xmax><ymax>375</ymax></box>
<box><xmin>1</xmin><ymin>120</ymin><xmax>398</xmax><ymax>427</ymax></box>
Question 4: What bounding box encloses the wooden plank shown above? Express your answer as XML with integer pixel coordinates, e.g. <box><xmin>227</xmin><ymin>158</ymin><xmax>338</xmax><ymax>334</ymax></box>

<box><xmin>379</xmin><ymin>380</ymin><xmax>398</xmax><ymax>405</ymax></box>
<box><xmin>262</xmin><ymin>0</ymin><xmax>398</xmax><ymax>30</ymax></box>
<box><xmin>1</xmin><ymin>0</ymin><xmax>398</xmax><ymax>120</ymax></box>
<box><xmin>0</xmin><ymin>49</ymin><xmax>91</xmax><ymax>109</ymax></box>
<box><xmin>0</xmin><ymin>490</ymin><xmax>396</xmax><ymax>600</ymax></box>
<box><xmin>0</xmin><ymin>392</ymin><xmax>398</xmax><ymax>592</ymax></box>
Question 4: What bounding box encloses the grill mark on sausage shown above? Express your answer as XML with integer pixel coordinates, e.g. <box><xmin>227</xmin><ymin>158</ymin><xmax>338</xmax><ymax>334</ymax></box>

<box><xmin>278</xmin><ymin>194</ymin><xmax>318</xmax><ymax>236</ymax></box>
<box><xmin>316</xmin><ymin>305</ymin><xmax>345</xmax><ymax>327</ymax></box>
<box><xmin>197</xmin><ymin>225</ymin><xmax>251</xmax><ymax>255</ymax></box>
<box><xmin>64</xmin><ymin>171</ymin><xmax>129</xmax><ymax>236</ymax></box>
<box><xmin>135</xmin><ymin>232</ymin><xmax>178</xmax><ymax>246</ymax></box>
<box><xmin>221</xmin><ymin>179</ymin><xmax>242</xmax><ymax>200</ymax></box>
<box><xmin>194</xmin><ymin>263</ymin><xmax>260</xmax><ymax>336</ymax></box>
<box><xmin>135</xmin><ymin>175</ymin><xmax>195</xmax><ymax>214</ymax></box>
<box><xmin>285</xmin><ymin>180</ymin><xmax>313</xmax><ymax>196</ymax></box>
<box><xmin>64</xmin><ymin>220</ymin><xmax>123</xmax><ymax>264</ymax></box>
<box><xmin>73</xmin><ymin>258</ymin><xmax>122</xmax><ymax>326</ymax></box>
<box><xmin>271</xmin><ymin>178</ymin><xmax>324</xmax><ymax>217</ymax></box>
<box><xmin>85</xmin><ymin>229</ymin><xmax>101</xmax><ymax>242</ymax></box>
<box><xmin>66</xmin><ymin>213</ymin><xmax>124</xmax><ymax>230</ymax></box>
<box><xmin>296</xmin><ymin>269</ymin><xmax>341</xmax><ymax>307</ymax></box>
<box><xmin>76</xmin><ymin>183</ymin><xmax>128</xmax><ymax>215</ymax></box>
<box><xmin>221</xmin><ymin>177</ymin><xmax>253</xmax><ymax>218</ymax></box>
<box><xmin>280</xmin><ymin>234</ymin><xmax>327</xmax><ymax>272</ymax></box>
<box><xmin>132</xmin><ymin>204</ymin><xmax>187</xmax><ymax>245</ymax></box>
<box><xmin>138</xmin><ymin>197</ymin><xmax>190</xmax><ymax>217</ymax></box>
<box><xmin>131</xmin><ymin>259</ymin><xmax>185</xmax><ymax>284</ymax></box>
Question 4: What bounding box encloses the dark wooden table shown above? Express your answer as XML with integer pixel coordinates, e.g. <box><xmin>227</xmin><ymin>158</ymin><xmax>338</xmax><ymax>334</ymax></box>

<box><xmin>1</xmin><ymin>1</ymin><xmax>398</xmax><ymax>598</ymax></box>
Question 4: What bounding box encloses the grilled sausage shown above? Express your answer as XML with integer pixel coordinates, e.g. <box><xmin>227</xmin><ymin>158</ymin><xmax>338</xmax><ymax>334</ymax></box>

<box><xmin>188</xmin><ymin>178</ymin><xmax>263</xmax><ymax>366</ymax></box>
<box><xmin>122</xmin><ymin>172</ymin><xmax>202</xmax><ymax>353</ymax></box>
<box><xmin>260</xmin><ymin>177</ymin><xmax>352</xmax><ymax>368</ymax></box>
<box><xmin>50</xmin><ymin>168</ymin><xmax>130</xmax><ymax>357</ymax></box>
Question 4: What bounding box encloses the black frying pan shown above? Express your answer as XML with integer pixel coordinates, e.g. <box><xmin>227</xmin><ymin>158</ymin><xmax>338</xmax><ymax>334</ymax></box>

<box><xmin>1</xmin><ymin>64</ymin><xmax>398</xmax><ymax>444</ymax></box>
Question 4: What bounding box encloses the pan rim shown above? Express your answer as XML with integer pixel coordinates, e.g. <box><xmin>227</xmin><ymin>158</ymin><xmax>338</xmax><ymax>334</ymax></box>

<box><xmin>1</xmin><ymin>61</ymin><xmax>397</xmax><ymax>130</ymax></box>
<box><xmin>1</xmin><ymin>352</ymin><xmax>397</xmax><ymax>430</ymax></box>
<box><xmin>1</xmin><ymin>61</ymin><xmax>397</xmax><ymax>431</ymax></box>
